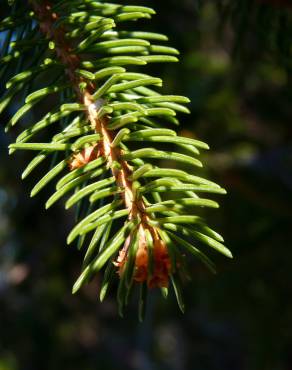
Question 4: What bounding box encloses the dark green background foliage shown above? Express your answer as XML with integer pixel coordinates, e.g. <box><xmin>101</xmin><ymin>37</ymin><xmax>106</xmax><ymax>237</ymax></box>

<box><xmin>0</xmin><ymin>1</ymin><xmax>291</xmax><ymax>369</ymax></box>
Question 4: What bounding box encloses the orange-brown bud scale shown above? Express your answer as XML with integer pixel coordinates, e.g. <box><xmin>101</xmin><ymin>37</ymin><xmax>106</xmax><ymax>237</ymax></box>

<box><xmin>69</xmin><ymin>144</ymin><xmax>100</xmax><ymax>170</ymax></box>
<box><xmin>115</xmin><ymin>225</ymin><xmax>171</xmax><ymax>288</ymax></box>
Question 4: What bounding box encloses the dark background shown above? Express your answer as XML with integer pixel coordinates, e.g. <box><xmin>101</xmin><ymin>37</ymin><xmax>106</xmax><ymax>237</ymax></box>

<box><xmin>1</xmin><ymin>1</ymin><xmax>292</xmax><ymax>369</ymax></box>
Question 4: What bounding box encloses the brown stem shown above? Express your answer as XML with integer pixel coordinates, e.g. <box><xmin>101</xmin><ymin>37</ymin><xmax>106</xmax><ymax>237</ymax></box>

<box><xmin>29</xmin><ymin>1</ymin><xmax>158</xmax><ymax>239</ymax></box>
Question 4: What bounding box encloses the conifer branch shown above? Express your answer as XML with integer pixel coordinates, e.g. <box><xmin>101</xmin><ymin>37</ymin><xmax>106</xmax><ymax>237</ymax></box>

<box><xmin>0</xmin><ymin>0</ymin><xmax>231</xmax><ymax>317</ymax></box>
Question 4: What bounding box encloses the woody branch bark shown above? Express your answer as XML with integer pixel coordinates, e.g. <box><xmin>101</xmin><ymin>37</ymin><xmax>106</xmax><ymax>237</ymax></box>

<box><xmin>29</xmin><ymin>0</ymin><xmax>171</xmax><ymax>287</ymax></box>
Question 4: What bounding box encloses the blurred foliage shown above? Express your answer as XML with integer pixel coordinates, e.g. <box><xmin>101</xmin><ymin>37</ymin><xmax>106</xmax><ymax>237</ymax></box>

<box><xmin>0</xmin><ymin>1</ymin><xmax>292</xmax><ymax>370</ymax></box>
